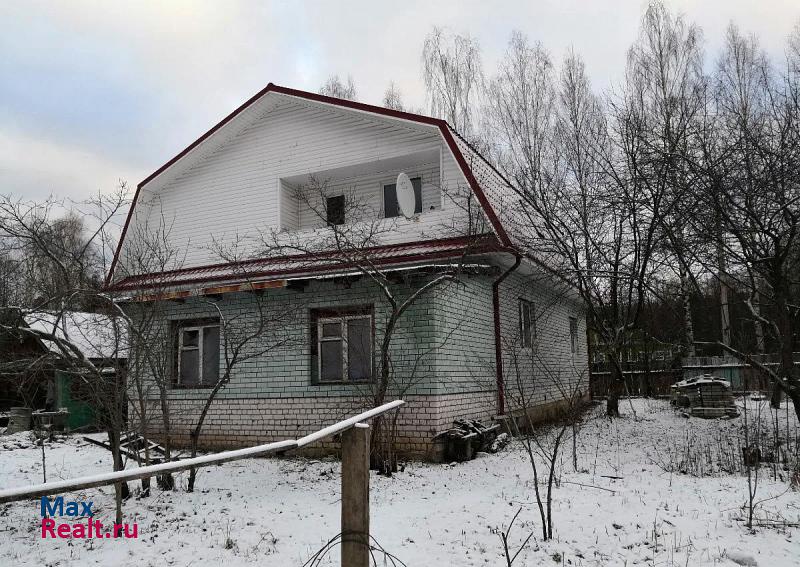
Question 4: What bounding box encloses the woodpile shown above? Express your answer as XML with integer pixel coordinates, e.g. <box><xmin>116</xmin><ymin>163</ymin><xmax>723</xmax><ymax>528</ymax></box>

<box><xmin>436</xmin><ymin>419</ymin><xmax>503</xmax><ymax>462</ymax></box>
<box><xmin>670</xmin><ymin>374</ymin><xmax>739</xmax><ymax>418</ymax></box>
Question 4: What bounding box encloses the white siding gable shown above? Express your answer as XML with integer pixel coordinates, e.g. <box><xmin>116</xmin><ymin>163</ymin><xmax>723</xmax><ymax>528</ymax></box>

<box><xmin>123</xmin><ymin>95</ymin><xmax>477</xmax><ymax>272</ymax></box>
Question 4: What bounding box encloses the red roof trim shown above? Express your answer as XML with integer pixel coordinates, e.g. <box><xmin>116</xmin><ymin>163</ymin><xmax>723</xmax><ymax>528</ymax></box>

<box><xmin>108</xmin><ymin>235</ymin><xmax>505</xmax><ymax>292</ymax></box>
<box><xmin>438</xmin><ymin>126</ymin><xmax>512</xmax><ymax>247</ymax></box>
<box><xmin>105</xmin><ymin>83</ymin><xmax>512</xmax><ymax>286</ymax></box>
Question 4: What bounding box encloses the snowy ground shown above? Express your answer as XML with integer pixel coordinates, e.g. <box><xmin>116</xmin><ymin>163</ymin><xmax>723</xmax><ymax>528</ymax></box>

<box><xmin>1</xmin><ymin>398</ymin><xmax>799</xmax><ymax>566</ymax></box>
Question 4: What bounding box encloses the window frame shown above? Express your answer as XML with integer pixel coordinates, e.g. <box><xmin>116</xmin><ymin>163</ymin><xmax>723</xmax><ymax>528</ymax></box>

<box><xmin>519</xmin><ymin>299</ymin><xmax>536</xmax><ymax>348</ymax></box>
<box><xmin>382</xmin><ymin>176</ymin><xmax>423</xmax><ymax>219</ymax></box>
<box><xmin>326</xmin><ymin>194</ymin><xmax>346</xmax><ymax>226</ymax></box>
<box><xmin>174</xmin><ymin>319</ymin><xmax>221</xmax><ymax>389</ymax></box>
<box><xmin>311</xmin><ymin>307</ymin><xmax>374</xmax><ymax>384</ymax></box>
<box><xmin>569</xmin><ymin>316</ymin><xmax>579</xmax><ymax>356</ymax></box>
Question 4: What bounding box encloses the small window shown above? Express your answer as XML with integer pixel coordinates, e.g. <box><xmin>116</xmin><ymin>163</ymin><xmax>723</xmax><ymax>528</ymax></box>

<box><xmin>519</xmin><ymin>299</ymin><xmax>535</xmax><ymax>348</ymax></box>
<box><xmin>327</xmin><ymin>195</ymin><xmax>345</xmax><ymax>226</ymax></box>
<box><xmin>176</xmin><ymin>321</ymin><xmax>220</xmax><ymax>387</ymax></box>
<box><xmin>383</xmin><ymin>177</ymin><xmax>422</xmax><ymax>218</ymax></box>
<box><xmin>569</xmin><ymin>317</ymin><xmax>579</xmax><ymax>355</ymax></box>
<box><xmin>311</xmin><ymin>307</ymin><xmax>373</xmax><ymax>383</ymax></box>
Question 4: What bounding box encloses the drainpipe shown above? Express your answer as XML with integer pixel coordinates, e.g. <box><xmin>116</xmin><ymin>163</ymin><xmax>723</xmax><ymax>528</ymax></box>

<box><xmin>492</xmin><ymin>253</ymin><xmax>521</xmax><ymax>416</ymax></box>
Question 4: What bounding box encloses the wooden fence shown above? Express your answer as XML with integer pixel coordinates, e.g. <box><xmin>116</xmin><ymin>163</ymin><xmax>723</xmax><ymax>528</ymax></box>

<box><xmin>0</xmin><ymin>399</ymin><xmax>404</xmax><ymax>567</ymax></box>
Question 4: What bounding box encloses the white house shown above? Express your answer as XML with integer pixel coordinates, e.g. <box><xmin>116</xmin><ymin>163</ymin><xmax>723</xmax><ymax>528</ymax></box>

<box><xmin>107</xmin><ymin>83</ymin><xmax>588</xmax><ymax>459</ymax></box>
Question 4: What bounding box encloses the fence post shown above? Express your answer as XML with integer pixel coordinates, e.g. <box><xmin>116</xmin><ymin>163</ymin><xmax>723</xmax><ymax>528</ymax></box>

<box><xmin>341</xmin><ymin>422</ymin><xmax>370</xmax><ymax>567</ymax></box>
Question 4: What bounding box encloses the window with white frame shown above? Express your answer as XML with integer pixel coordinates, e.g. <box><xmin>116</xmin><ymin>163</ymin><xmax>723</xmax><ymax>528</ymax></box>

<box><xmin>175</xmin><ymin>321</ymin><xmax>220</xmax><ymax>387</ymax></box>
<box><xmin>312</xmin><ymin>307</ymin><xmax>373</xmax><ymax>382</ymax></box>
<box><xmin>519</xmin><ymin>299</ymin><xmax>535</xmax><ymax>348</ymax></box>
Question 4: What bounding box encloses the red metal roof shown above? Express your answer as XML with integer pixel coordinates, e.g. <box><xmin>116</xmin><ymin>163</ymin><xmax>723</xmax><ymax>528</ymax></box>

<box><xmin>108</xmin><ymin>235</ymin><xmax>504</xmax><ymax>292</ymax></box>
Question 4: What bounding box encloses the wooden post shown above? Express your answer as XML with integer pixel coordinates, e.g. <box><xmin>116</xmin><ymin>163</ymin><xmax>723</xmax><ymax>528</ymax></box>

<box><xmin>341</xmin><ymin>422</ymin><xmax>370</xmax><ymax>567</ymax></box>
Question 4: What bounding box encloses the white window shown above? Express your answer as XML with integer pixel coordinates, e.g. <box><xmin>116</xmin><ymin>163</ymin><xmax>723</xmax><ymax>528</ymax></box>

<box><xmin>317</xmin><ymin>314</ymin><xmax>372</xmax><ymax>382</ymax></box>
<box><xmin>519</xmin><ymin>299</ymin><xmax>535</xmax><ymax>348</ymax></box>
<box><xmin>177</xmin><ymin>322</ymin><xmax>220</xmax><ymax>387</ymax></box>
<box><xmin>569</xmin><ymin>317</ymin><xmax>579</xmax><ymax>356</ymax></box>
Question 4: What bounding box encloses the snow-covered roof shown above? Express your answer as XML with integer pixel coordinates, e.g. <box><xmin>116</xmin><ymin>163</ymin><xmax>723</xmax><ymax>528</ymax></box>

<box><xmin>23</xmin><ymin>311</ymin><xmax>128</xmax><ymax>360</ymax></box>
<box><xmin>671</xmin><ymin>375</ymin><xmax>731</xmax><ymax>389</ymax></box>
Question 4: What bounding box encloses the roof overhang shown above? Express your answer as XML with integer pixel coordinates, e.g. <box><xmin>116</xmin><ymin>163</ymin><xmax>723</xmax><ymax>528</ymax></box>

<box><xmin>109</xmin><ymin>234</ymin><xmax>507</xmax><ymax>299</ymax></box>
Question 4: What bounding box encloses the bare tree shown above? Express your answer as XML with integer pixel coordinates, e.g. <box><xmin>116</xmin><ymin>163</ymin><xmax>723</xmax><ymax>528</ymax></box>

<box><xmin>114</xmin><ymin>212</ymin><xmax>189</xmax><ymax>492</ymax></box>
<box><xmin>0</xmin><ymin>185</ymin><xmax>144</xmax><ymax>526</ymax></box>
<box><xmin>483</xmin><ymin>31</ymin><xmax>556</xmax><ymax>187</ymax></box>
<box><xmin>319</xmin><ymin>74</ymin><xmax>358</xmax><ymax>100</ymax></box>
<box><xmin>382</xmin><ymin>82</ymin><xmax>405</xmax><ymax>111</ymax></box>
<box><xmin>422</xmin><ymin>26</ymin><xmax>483</xmax><ymax>138</ymax></box>
<box><xmin>503</xmin><ymin>308</ymin><xmax>589</xmax><ymax>540</ymax></box>
<box><xmin>182</xmin><ymin>249</ymin><xmax>296</xmax><ymax>492</ymax></box>
<box><xmin>625</xmin><ymin>2</ymin><xmax>706</xmax><ymax>360</ymax></box>
<box><xmin>1</xmin><ymin>307</ymin><xmax>130</xmax><ymax>527</ymax></box>
<box><xmin>685</xmin><ymin>23</ymin><xmax>800</xmax><ymax>418</ymax></box>
<box><xmin>257</xmin><ymin>177</ymin><xmax>479</xmax><ymax>473</ymax></box>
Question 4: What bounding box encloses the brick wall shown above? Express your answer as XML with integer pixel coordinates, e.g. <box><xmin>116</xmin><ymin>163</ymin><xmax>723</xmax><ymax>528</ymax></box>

<box><xmin>137</xmin><ymin>392</ymin><xmax>495</xmax><ymax>460</ymax></box>
<box><xmin>125</xmin><ymin>263</ymin><xmax>589</xmax><ymax>461</ymax></box>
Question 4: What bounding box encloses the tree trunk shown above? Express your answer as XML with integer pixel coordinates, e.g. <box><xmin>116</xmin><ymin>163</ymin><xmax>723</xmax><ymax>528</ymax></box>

<box><xmin>107</xmin><ymin>428</ymin><xmax>128</xmax><ymax>531</ymax></box>
<box><xmin>370</xmin><ymin>315</ymin><xmax>397</xmax><ymax>475</ymax></box>
<box><xmin>774</xmin><ymin>280</ymin><xmax>795</xmax><ymax>411</ymax></box>
<box><xmin>140</xmin><ymin>443</ymin><xmax>151</xmax><ymax>496</ymax></box>
<box><xmin>679</xmin><ymin>265</ymin><xmax>695</xmax><ymax>358</ymax></box>
<box><xmin>606</xmin><ymin>355</ymin><xmax>623</xmax><ymax>417</ymax></box>
<box><xmin>770</xmin><ymin>384</ymin><xmax>783</xmax><ymax>409</ymax></box>
<box><xmin>157</xmin><ymin>385</ymin><xmax>175</xmax><ymax>490</ymax></box>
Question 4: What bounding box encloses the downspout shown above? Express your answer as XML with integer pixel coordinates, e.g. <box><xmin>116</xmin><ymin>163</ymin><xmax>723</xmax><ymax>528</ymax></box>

<box><xmin>492</xmin><ymin>253</ymin><xmax>521</xmax><ymax>416</ymax></box>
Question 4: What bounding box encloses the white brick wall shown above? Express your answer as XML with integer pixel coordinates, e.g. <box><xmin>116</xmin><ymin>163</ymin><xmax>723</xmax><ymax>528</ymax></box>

<box><xmin>126</xmin><ymin>264</ymin><xmax>588</xmax><ymax>460</ymax></box>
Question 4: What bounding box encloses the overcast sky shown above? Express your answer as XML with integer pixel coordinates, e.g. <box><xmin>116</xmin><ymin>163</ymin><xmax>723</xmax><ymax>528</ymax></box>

<box><xmin>2</xmin><ymin>0</ymin><xmax>798</xmax><ymax>203</ymax></box>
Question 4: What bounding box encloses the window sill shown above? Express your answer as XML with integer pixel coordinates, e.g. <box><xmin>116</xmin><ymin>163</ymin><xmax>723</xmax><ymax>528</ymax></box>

<box><xmin>171</xmin><ymin>383</ymin><xmax>215</xmax><ymax>390</ymax></box>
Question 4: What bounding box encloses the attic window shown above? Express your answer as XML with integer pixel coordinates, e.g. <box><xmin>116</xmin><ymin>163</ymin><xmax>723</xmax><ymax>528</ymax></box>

<box><xmin>327</xmin><ymin>195</ymin><xmax>345</xmax><ymax>226</ymax></box>
<box><xmin>383</xmin><ymin>177</ymin><xmax>422</xmax><ymax>218</ymax></box>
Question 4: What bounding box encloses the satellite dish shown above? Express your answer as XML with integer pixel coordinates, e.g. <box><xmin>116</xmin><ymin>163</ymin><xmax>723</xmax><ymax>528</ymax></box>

<box><xmin>395</xmin><ymin>172</ymin><xmax>416</xmax><ymax>218</ymax></box>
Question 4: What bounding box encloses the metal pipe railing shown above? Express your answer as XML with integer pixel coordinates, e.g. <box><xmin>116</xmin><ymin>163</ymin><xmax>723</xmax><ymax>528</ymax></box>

<box><xmin>0</xmin><ymin>400</ymin><xmax>405</xmax><ymax>504</ymax></box>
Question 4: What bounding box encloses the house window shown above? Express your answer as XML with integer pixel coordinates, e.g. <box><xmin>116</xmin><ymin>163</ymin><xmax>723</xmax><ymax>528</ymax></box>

<box><xmin>176</xmin><ymin>321</ymin><xmax>220</xmax><ymax>387</ymax></box>
<box><xmin>327</xmin><ymin>195</ymin><xmax>345</xmax><ymax>226</ymax></box>
<box><xmin>311</xmin><ymin>307</ymin><xmax>373</xmax><ymax>382</ymax></box>
<box><xmin>569</xmin><ymin>317</ymin><xmax>579</xmax><ymax>355</ymax></box>
<box><xmin>383</xmin><ymin>177</ymin><xmax>422</xmax><ymax>218</ymax></box>
<box><xmin>519</xmin><ymin>299</ymin><xmax>535</xmax><ymax>348</ymax></box>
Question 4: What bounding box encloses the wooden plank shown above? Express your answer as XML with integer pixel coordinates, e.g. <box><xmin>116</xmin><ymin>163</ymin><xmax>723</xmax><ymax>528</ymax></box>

<box><xmin>341</xmin><ymin>423</ymin><xmax>370</xmax><ymax>567</ymax></box>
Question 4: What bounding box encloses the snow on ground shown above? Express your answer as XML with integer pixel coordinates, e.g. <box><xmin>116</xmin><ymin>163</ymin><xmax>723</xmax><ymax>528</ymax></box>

<box><xmin>1</xmin><ymin>399</ymin><xmax>799</xmax><ymax>566</ymax></box>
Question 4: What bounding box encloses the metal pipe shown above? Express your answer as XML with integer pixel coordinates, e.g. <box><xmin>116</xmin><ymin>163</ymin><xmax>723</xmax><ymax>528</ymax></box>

<box><xmin>492</xmin><ymin>254</ymin><xmax>522</xmax><ymax>415</ymax></box>
<box><xmin>0</xmin><ymin>400</ymin><xmax>405</xmax><ymax>504</ymax></box>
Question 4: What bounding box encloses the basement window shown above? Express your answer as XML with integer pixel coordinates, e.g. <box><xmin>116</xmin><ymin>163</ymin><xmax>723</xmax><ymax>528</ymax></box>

<box><xmin>310</xmin><ymin>307</ymin><xmax>373</xmax><ymax>382</ymax></box>
<box><xmin>519</xmin><ymin>299</ymin><xmax>535</xmax><ymax>348</ymax></box>
<box><xmin>383</xmin><ymin>177</ymin><xmax>422</xmax><ymax>218</ymax></box>
<box><xmin>175</xmin><ymin>320</ymin><xmax>220</xmax><ymax>387</ymax></box>
<box><xmin>326</xmin><ymin>195</ymin><xmax>345</xmax><ymax>226</ymax></box>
